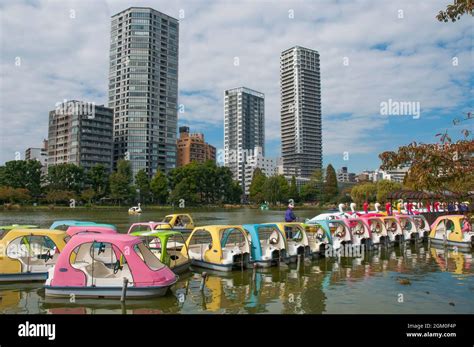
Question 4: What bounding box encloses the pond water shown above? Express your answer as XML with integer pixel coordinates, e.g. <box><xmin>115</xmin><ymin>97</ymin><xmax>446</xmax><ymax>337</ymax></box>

<box><xmin>0</xmin><ymin>208</ymin><xmax>473</xmax><ymax>314</ymax></box>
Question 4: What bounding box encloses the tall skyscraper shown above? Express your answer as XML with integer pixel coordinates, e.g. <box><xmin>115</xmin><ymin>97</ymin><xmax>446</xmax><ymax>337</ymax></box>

<box><xmin>224</xmin><ymin>87</ymin><xmax>265</xmax><ymax>195</ymax></box>
<box><xmin>280</xmin><ymin>46</ymin><xmax>322</xmax><ymax>178</ymax></box>
<box><xmin>109</xmin><ymin>7</ymin><xmax>179</xmax><ymax>177</ymax></box>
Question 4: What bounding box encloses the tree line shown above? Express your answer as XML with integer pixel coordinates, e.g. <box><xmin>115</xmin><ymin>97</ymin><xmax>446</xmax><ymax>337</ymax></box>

<box><xmin>0</xmin><ymin>159</ymin><xmax>242</xmax><ymax>206</ymax></box>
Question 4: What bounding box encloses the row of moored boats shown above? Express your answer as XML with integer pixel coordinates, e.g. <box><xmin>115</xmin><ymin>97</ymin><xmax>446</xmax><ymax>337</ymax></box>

<box><xmin>0</xmin><ymin>210</ymin><xmax>472</xmax><ymax>299</ymax></box>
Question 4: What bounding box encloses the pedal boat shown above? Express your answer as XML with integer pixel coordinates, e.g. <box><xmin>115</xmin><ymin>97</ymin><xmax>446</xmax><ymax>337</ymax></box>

<box><xmin>380</xmin><ymin>217</ymin><xmax>404</xmax><ymax>245</ymax></box>
<box><xmin>412</xmin><ymin>215</ymin><xmax>430</xmax><ymax>240</ymax></box>
<box><xmin>395</xmin><ymin>215</ymin><xmax>422</xmax><ymax>243</ymax></box>
<box><xmin>359</xmin><ymin>216</ymin><xmax>390</xmax><ymax>247</ymax></box>
<box><xmin>241</xmin><ymin>224</ymin><xmax>288</xmax><ymax>267</ymax></box>
<box><xmin>130</xmin><ymin>230</ymin><xmax>191</xmax><ymax>274</ymax></box>
<box><xmin>301</xmin><ymin>221</ymin><xmax>332</xmax><ymax>257</ymax></box>
<box><xmin>154</xmin><ymin>214</ymin><xmax>195</xmax><ymax>233</ymax></box>
<box><xmin>0</xmin><ymin>229</ymin><xmax>67</xmax><ymax>282</ymax></box>
<box><xmin>429</xmin><ymin>215</ymin><xmax>474</xmax><ymax>250</ymax></box>
<box><xmin>321</xmin><ymin>220</ymin><xmax>352</xmax><ymax>251</ymax></box>
<box><xmin>50</xmin><ymin>220</ymin><xmax>117</xmax><ymax>231</ymax></box>
<box><xmin>0</xmin><ymin>225</ymin><xmax>37</xmax><ymax>239</ymax></box>
<box><xmin>271</xmin><ymin>223</ymin><xmax>311</xmax><ymax>262</ymax></box>
<box><xmin>341</xmin><ymin>219</ymin><xmax>373</xmax><ymax>250</ymax></box>
<box><xmin>66</xmin><ymin>225</ymin><xmax>117</xmax><ymax>238</ymax></box>
<box><xmin>45</xmin><ymin>233</ymin><xmax>177</xmax><ymax>298</ymax></box>
<box><xmin>183</xmin><ymin>225</ymin><xmax>250</xmax><ymax>272</ymax></box>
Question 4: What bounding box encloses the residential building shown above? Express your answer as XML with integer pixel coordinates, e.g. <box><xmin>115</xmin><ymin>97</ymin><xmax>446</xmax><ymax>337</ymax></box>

<box><xmin>109</xmin><ymin>7</ymin><xmax>179</xmax><ymax>176</ymax></box>
<box><xmin>47</xmin><ymin>100</ymin><xmax>114</xmax><ymax>171</ymax></box>
<box><xmin>337</xmin><ymin>166</ymin><xmax>356</xmax><ymax>183</ymax></box>
<box><xmin>280</xmin><ymin>46</ymin><xmax>322</xmax><ymax>178</ymax></box>
<box><xmin>176</xmin><ymin>126</ymin><xmax>216</xmax><ymax>166</ymax></box>
<box><xmin>25</xmin><ymin>139</ymin><xmax>48</xmax><ymax>166</ymax></box>
<box><xmin>224</xmin><ymin>87</ymin><xmax>265</xmax><ymax>194</ymax></box>
<box><xmin>244</xmin><ymin>146</ymin><xmax>276</xmax><ymax>196</ymax></box>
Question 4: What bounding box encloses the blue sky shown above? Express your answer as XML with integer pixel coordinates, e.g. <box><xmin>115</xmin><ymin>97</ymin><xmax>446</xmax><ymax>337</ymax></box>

<box><xmin>0</xmin><ymin>0</ymin><xmax>472</xmax><ymax>173</ymax></box>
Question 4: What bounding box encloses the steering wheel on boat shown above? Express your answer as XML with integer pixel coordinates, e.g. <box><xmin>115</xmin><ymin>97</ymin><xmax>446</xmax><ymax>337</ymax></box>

<box><xmin>113</xmin><ymin>260</ymin><xmax>123</xmax><ymax>274</ymax></box>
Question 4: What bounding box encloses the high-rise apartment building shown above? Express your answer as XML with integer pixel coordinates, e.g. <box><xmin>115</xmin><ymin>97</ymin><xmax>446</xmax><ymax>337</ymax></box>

<box><xmin>280</xmin><ymin>46</ymin><xmax>322</xmax><ymax>178</ymax></box>
<box><xmin>109</xmin><ymin>7</ymin><xmax>179</xmax><ymax>176</ymax></box>
<box><xmin>47</xmin><ymin>101</ymin><xmax>114</xmax><ymax>171</ymax></box>
<box><xmin>224</xmin><ymin>87</ymin><xmax>265</xmax><ymax>195</ymax></box>
<box><xmin>176</xmin><ymin>126</ymin><xmax>216</xmax><ymax>167</ymax></box>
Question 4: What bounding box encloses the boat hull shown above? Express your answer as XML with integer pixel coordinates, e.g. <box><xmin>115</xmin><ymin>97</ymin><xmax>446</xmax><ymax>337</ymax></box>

<box><xmin>170</xmin><ymin>261</ymin><xmax>191</xmax><ymax>275</ymax></box>
<box><xmin>429</xmin><ymin>238</ymin><xmax>472</xmax><ymax>249</ymax></box>
<box><xmin>0</xmin><ymin>272</ymin><xmax>48</xmax><ymax>282</ymax></box>
<box><xmin>44</xmin><ymin>285</ymin><xmax>172</xmax><ymax>299</ymax></box>
<box><xmin>190</xmin><ymin>259</ymin><xmax>235</xmax><ymax>272</ymax></box>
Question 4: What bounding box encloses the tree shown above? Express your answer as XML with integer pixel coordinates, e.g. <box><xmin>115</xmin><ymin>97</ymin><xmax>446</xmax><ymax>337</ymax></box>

<box><xmin>87</xmin><ymin>164</ymin><xmax>109</xmax><ymax>199</ymax></box>
<box><xmin>150</xmin><ymin>170</ymin><xmax>169</xmax><ymax>204</ymax></box>
<box><xmin>109</xmin><ymin>160</ymin><xmax>134</xmax><ymax>204</ymax></box>
<box><xmin>224</xmin><ymin>180</ymin><xmax>243</xmax><ymax>204</ymax></box>
<box><xmin>0</xmin><ymin>160</ymin><xmax>43</xmax><ymax>197</ymax></box>
<box><xmin>0</xmin><ymin>187</ymin><xmax>31</xmax><ymax>203</ymax></box>
<box><xmin>351</xmin><ymin>183</ymin><xmax>377</xmax><ymax>204</ymax></box>
<box><xmin>264</xmin><ymin>175</ymin><xmax>289</xmax><ymax>205</ymax></box>
<box><xmin>47</xmin><ymin>163</ymin><xmax>84</xmax><ymax>193</ymax></box>
<box><xmin>288</xmin><ymin>176</ymin><xmax>300</xmax><ymax>203</ymax></box>
<box><xmin>437</xmin><ymin>0</ymin><xmax>473</xmax><ymax>22</ymax></box>
<box><xmin>376</xmin><ymin>180</ymin><xmax>403</xmax><ymax>203</ymax></box>
<box><xmin>169</xmin><ymin>177</ymin><xmax>198</xmax><ymax>205</ymax></box>
<box><xmin>81</xmin><ymin>188</ymin><xmax>96</xmax><ymax>205</ymax></box>
<box><xmin>300</xmin><ymin>169</ymin><xmax>324</xmax><ymax>202</ymax></box>
<box><xmin>45</xmin><ymin>190</ymin><xmax>75</xmax><ymax>205</ymax></box>
<box><xmin>379</xmin><ymin>140</ymin><xmax>474</xmax><ymax>195</ymax></box>
<box><xmin>135</xmin><ymin>169</ymin><xmax>151</xmax><ymax>203</ymax></box>
<box><xmin>323</xmin><ymin>164</ymin><xmax>338</xmax><ymax>202</ymax></box>
<box><xmin>249</xmin><ymin>168</ymin><xmax>267</xmax><ymax>204</ymax></box>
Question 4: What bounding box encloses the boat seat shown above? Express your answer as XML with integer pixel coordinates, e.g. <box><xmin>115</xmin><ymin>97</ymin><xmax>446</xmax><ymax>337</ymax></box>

<box><xmin>84</xmin><ymin>261</ymin><xmax>114</xmax><ymax>278</ymax></box>
<box><xmin>188</xmin><ymin>244</ymin><xmax>209</xmax><ymax>260</ymax></box>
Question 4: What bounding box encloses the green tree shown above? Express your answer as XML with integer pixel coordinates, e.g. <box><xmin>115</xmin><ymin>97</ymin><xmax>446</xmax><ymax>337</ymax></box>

<box><xmin>169</xmin><ymin>177</ymin><xmax>198</xmax><ymax>205</ymax></box>
<box><xmin>150</xmin><ymin>170</ymin><xmax>169</xmax><ymax>204</ymax></box>
<box><xmin>81</xmin><ymin>188</ymin><xmax>96</xmax><ymax>205</ymax></box>
<box><xmin>87</xmin><ymin>164</ymin><xmax>109</xmax><ymax>199</ymax></box>
<box><xmin>264</xmin><ymin>175</ymin><xmax>288</xmax><ymax>205</ymax></box>
<box><xmin>351</xmin><ymin>183</ymin><xmax>377</xmax><ymax>204</ymax></box>
<box><xmin>288</xmin><ymin>175</ymin><xmax>300</xmax><ymax>203</ymax></box>
<box><xmin>323</xmin><ymin>164</ymin><xmax>338</xmax><ymax>202</ymax></box>
<box><xmin>45</xmin><ymin>190</ymin><xmax>75</xmax><ymax>205</ymax></box>
<box><xmin>135</xmin><ymin>169</ymin><xmax>151</xmax><ymax>203</ymax></box>
<box><xmin>376</xmin><ymin>180</ymin><xmax>403</xmax><ymax>203</ymax></box>
<box><xmin>249</xmin><ymin>168</ymin><xmax>267</xmax><ymax>204</ymax></box>
<box><xmin>0</xmin><ymin>160</ymin><xmax>43</xmax><ymax>197</ymax></box>
<box><xmin>300</xmin><ymin>169</ymin><xmax>324</xmax><ymax>202</ymax></box>
<box><xmin>47</xmin><ymin>163</ymin><xmax>84</xmax><ymax>194</ymax></box>
<box><xmin>109</xmin><ymin>160</ymin><xmax>134</xmax><ymax>204</ymax></box>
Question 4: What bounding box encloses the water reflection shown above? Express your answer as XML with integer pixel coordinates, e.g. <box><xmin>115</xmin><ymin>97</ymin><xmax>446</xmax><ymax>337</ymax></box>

<box><xmin>0</xmin><ymin>244</ymin><xmax>472</xmax><ymax>314</ymax></box>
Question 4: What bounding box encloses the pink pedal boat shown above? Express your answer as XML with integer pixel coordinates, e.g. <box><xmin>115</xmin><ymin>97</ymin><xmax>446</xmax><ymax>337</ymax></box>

<box><xmin>45</xmin><ymin>233</ymin><xmax>177</xmax><ymax>299</ymax></box>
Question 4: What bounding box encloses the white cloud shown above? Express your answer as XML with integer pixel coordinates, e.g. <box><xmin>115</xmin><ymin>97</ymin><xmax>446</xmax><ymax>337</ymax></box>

<box><xmin>0</xmin><ymin>0</ymin><xmax>471</xmax><ymax>166</ymax></box>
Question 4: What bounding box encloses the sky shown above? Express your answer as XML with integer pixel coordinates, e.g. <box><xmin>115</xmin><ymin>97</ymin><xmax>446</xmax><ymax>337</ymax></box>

<box><xmin>0</xmin><ymin>0</ymin><xmax>472</xmax><ymax>173</ymax></box>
